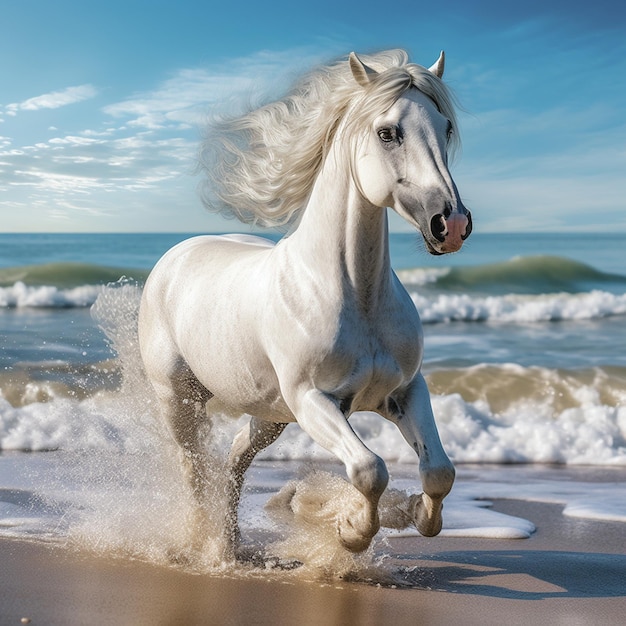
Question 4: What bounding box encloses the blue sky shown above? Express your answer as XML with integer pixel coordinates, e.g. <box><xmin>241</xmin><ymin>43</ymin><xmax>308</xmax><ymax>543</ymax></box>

<box><xmin>1</xmin><ymin>0</ymin><xmax>624</xmax><ymax>233</ymax></box>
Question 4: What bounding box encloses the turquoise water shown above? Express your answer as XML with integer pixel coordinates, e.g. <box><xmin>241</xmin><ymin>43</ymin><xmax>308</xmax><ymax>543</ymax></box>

<box><xmin>1</xmin><ymin>231</ymin><xmax>625</xmax><ymax>367</ymax></box>
<box><xmin>0</xmin><ymin>231</ymin><xmax>625</xmax><ymax>463</ymax></box>
<box><xmin>2</xmin><ymin>231</ymin><xmax>625</xmax><ymax>275</ymax></box>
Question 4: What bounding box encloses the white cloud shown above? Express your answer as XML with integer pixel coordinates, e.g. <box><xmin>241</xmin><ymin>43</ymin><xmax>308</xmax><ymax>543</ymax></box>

<box><xmin>48</xmin><ymin>135</ymin><xmax>106</xmax><ymax>146</ymax></box>
<box><xmin>0</xmin><ymin>45</ymin><xmax>343</xmax><ymax>230</ymax></box>
<box><xmin>5</xmin><ymin>84</ymin><xmax>97</xmax><ymax>116</ymax></box>
<box><xmin>101</xmin><ymin>69</ymin><xmax>257</xmax><ymax>129</ymax></box>
<box><xmin>102</xmin><ymin>47</ymin><xmax>332</xmax><ymax>130</ymax></box>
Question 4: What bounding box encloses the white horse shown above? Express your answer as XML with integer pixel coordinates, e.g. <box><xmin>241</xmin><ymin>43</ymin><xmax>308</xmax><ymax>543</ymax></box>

<box><xmin>139</xmin><ymin>49</ymin><xmax>472</xmax><ymax>557</ymax></box>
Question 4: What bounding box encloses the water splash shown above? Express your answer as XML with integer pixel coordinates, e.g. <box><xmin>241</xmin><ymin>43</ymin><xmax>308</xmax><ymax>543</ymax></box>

<box><xmin>67</xmin><ymin>283</ymin><xmax>386</xmax><ymax>578</ymax></box>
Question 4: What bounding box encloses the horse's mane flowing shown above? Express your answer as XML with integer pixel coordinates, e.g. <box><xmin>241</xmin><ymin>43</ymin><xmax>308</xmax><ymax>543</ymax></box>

<box><xmin>198</xmin><ymin>49</ymin><xmax>460</xmax><ymax>227</ymax></box>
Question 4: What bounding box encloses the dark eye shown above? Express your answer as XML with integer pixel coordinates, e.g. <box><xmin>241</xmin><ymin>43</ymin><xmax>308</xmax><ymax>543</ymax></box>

<box><xmin>377</xmin><ymin>127</ymin><xmax>395</xmax><ymax>143</ymax></box>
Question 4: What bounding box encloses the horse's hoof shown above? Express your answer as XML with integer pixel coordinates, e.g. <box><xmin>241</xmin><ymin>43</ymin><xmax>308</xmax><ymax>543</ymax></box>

<box><xmin>410</xmin><ymin>493</ymin><xmax>443</xmax><ymax>537</ymax></box>
<box><xmin>338</xmin><ymin>531</ymin><xmax>373</xmax><ymax>553</ymax></box>
<box><xmin>337</xmin><ymin>516</ymin><xmax>377</xmax><ymax>553</ymax></box>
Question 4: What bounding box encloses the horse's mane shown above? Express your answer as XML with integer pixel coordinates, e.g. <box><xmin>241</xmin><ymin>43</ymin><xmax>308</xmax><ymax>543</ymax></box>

<box><xmin>198</xmin><ymin>49</ymin><xmax>460</xmax><ymax>227</ymax></box>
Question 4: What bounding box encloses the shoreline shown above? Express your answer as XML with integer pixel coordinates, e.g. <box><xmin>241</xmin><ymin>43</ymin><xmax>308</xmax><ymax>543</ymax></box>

<box><xmin>2</xmin><ymin>499</ymin><xmax>625</xmax><ymax>626</ymax></box>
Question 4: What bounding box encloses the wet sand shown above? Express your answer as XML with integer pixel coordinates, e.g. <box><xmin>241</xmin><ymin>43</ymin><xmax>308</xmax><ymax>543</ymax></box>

<box><xmin>2</xmin><ymin>499</ymin><xmax>625</xmax><ymax>626</ymax></box>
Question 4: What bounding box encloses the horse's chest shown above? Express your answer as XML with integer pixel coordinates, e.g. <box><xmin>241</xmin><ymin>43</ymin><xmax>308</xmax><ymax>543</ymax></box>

<box><xmin>317</xmin><ymin>309</ymin><xmax>422</xmax><ymax>407</ymax></box>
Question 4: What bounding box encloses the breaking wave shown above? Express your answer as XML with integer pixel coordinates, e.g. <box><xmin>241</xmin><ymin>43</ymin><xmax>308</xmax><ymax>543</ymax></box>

<box><xmin>2</xmin><ymin>257</ymin><xmax>625</xmax><ymax>324</ymax></box>
<box><xmin>398</xmin><ymin>255</ymin><xmax>626</xmax><ymax>295</ymax></box>
<box><xmin>0</xmin><ymin>262</ymin><xmax>148</xmax><ymax>308</ymax></box>
<box><xmin>2</xmin><ymin>359</ymin><xmax>625</xmax><ymax>465</ymax></box>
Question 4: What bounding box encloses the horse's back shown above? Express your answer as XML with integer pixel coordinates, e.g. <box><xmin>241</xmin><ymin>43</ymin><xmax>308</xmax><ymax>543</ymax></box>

<box><xmin>141</xmin><ymin>233</ymin><xmax>276</xmax><ymax>335</ymax></box>
<box><xmin>151</xmin><ymin>233</ymin><xmax>273</xmax><ymax>272</ymax></box>
<box><xmin>144</xmin><ymin>232</ymin><xmax>274</xmax><ymax>292</ymax></box>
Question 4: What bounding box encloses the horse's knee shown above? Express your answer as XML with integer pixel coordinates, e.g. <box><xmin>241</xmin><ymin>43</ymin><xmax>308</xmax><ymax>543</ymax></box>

<box><xmin>348</xmin><ymin>453</ymin><xmax>389</xmax><ymax>501</ymax></box>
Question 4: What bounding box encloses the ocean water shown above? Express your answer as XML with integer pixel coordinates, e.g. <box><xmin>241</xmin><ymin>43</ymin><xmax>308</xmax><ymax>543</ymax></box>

<box><xmin>0</xmin><ymin>231</ymin><xmax>625</xmax><ymax>574</ymax></box>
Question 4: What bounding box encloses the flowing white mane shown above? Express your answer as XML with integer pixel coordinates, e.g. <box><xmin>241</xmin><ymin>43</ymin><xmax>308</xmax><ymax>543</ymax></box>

<box><xmin>198</xmin><ymin>49</ymin><xmax>460</xmax><ymax>227</ymax></box>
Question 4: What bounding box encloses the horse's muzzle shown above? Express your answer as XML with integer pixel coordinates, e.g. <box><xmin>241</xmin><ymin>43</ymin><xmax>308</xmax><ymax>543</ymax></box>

<box><xmin>429</xmin><ymin>209</ymin><xmax>472</xmax><ymax>254</ymax></box>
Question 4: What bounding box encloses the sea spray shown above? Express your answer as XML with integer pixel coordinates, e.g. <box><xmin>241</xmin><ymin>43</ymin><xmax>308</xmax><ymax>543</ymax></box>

<box><xmin>65</xmin><ymin>282</ymin><xmax>378</xmax><ymax>575</ymax></box>
<box><xmin>62</xmin><ymin>282</ymin><xmax>402</xmax><ymax>578</ymax></box>
<box><xmin>265</xmin><ymin>468</ymin><xmax>442</xmax><ymax>584</ymax></box>
<box><xmin>266</xmin><ymin>470</ymin><xmax>376</xmax><ymax>577</ymax></box>
<box><xmin>55</xmin><ymin>281</ymin><xmax>236</xmax><ymax>569</ymax></box>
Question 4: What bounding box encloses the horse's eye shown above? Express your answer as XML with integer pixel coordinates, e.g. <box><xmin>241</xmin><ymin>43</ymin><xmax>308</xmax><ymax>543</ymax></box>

<box><xmin>377</xmin><ymin>128</ymin><xmax>395</xmax><ymax>143</ymax></box>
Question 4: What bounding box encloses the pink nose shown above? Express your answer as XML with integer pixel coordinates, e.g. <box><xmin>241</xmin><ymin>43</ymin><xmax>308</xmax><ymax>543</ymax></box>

<box><xmin>430</xmin><ymin>211</ymin><xmax>472</xmax><ymax>252</ymax></box>
<box><xmin>444</xmin><ymin>213</ymin><xmax>469</xmax><ymax>251</ymax></box>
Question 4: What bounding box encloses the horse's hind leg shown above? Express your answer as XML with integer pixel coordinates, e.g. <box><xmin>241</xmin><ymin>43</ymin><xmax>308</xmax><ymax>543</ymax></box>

<box><xmin>227</xmin><ymin>418</ymin><xmax>286</xmax><ymax>554</ymax></box>
<box><xmin>167</xmin><ymin>371</ymin><xmax>214</xmax><ymax>505</ymax></box>
<box><xmin>146</xmin><ymin>359</ymin><xmax>216</xmax><ymax>552</ymax></box>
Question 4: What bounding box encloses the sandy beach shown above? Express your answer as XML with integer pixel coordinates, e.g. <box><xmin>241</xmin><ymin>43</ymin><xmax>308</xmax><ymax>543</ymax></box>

<box><xmin>2</xmin><ymin>498</ymin><xmax>624</xmax><ymax>626</ymax></box>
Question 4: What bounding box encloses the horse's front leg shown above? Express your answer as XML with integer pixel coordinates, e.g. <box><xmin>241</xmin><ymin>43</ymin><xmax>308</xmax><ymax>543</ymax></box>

<box><xmin>386</xmin><ymin>373</ymin><xmax>455</xmax><ymax>536</ymax></box>
<box><xmin>290</xmin><ymin>389</ymin><xmax>389</xmax><ymax>552</ymax></box>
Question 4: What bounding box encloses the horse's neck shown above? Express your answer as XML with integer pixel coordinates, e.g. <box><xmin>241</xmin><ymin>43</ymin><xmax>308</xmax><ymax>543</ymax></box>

<box><xmin>288</xmin><ymin>152</ymin><xmax>392</xmax><ymax>308</ymax></box>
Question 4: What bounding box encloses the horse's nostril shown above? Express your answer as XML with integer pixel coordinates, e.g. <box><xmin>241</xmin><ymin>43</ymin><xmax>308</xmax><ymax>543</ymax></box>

<box><xmin>461</xmin><ymin>212</ymin><xmax>473</xmax><ymax>240</ymax></box>
<box><xmin>430</xmin><ymin>213</ymin><xmax>446</xmax><ymax>242</ymax></box>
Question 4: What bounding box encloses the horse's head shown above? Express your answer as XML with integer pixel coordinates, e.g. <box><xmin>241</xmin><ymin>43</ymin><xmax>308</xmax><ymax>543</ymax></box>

<box><xmin>349</xmin><ymin>52</ymin><xmax>472</xmax><ymax>255</ymax></box>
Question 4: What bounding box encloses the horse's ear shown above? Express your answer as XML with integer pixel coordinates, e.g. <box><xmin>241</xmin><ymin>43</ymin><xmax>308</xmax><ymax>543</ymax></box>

<box><xmin>349</xmin><ymin>52</ymin><xmax>377</xmax><ymax>86</ymax></box>
<box><xmin>428</xmin><ymin>50</ymin><xmax>445</xmax><ymax>78</ymax></box>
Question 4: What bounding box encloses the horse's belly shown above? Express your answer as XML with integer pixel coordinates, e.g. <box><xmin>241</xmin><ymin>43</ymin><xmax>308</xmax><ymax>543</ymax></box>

<box><xmin>194</xmin><ymin>346</ymin><xmax>295</xmax><ymax>422</ymax></box>
<box><xmin>353</xmin><ymin>368</ymin><xmax>403</xmax><ymax>411</ymax></box>
<box><xmin>174</xmin><ymin>311</ymin><xmax>294</xmax><ymax>420</ymax></box>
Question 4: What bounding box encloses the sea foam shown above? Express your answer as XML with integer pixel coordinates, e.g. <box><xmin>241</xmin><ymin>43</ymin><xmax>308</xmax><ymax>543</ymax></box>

<box><xmin>410</xmin><ymin>290</ymin><xmax>626</xmax><ymax>323</ymax></box>
<box><xmin>2</xmin><ymin>378</ymin><xmax>624</xmax><ymax>466</ymax></box>
<box><xmin>0</xmin><ymin>281</ymin><xmax>103</xmax><ymax>308</ymax></box>
<box><xmin>3</xmin><ymin>279</ymin><xmax>626</xmax><ymax>325</ymax></box>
